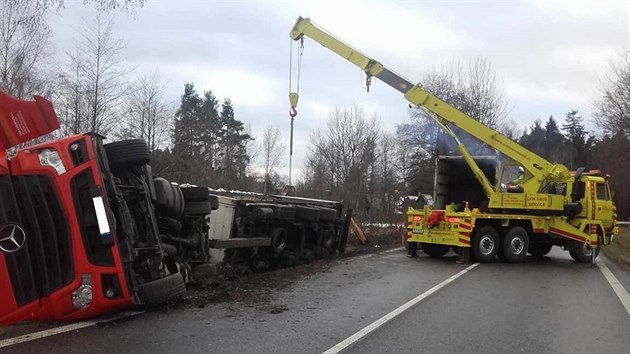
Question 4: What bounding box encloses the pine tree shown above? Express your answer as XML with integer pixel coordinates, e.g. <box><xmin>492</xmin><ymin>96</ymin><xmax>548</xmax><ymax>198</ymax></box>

<box><xmin>519</xmin><ymin>119</ymin><xmax>546</xmax><ymax>157</ymax></box>
<box><xmin>543</xmin><ymin>115</ymin><xmax>565</xmax><ymax>162</ymax></box>
<box><xmin>218</xmin><ymin>99</ymin><xmax>251</xmax><ymax>189</ymax></box>
<box><xmin>562</xmin><ymin>110</ymin><xmax>594</xmax><ymax>169</ymax></box>
<box><xmin>199</xmin><ymin>90</ymin><xmax>221</xmax><ymax>168</ymax></box>
<box><xmin>172</xmin><ymin>83</ymin><xmax>203</xmax><ymax>182</ymax></box>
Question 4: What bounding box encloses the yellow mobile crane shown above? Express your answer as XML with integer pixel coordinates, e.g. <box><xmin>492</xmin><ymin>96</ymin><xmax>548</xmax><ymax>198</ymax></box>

<box><xmin>290</xmin><ymin>17</ymin><xmax>617</xmax><ymax>264</ymax></box>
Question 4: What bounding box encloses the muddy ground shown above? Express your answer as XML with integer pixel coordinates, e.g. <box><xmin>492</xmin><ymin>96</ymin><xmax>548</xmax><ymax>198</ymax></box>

<box><xmin>176</xmin><ymin>225</ymin><xmax>405</xmax><ymax>311</ymax></box>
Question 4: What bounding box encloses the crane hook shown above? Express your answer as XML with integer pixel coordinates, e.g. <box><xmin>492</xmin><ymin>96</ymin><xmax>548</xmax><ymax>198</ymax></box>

<box><xmin>289</xmin><ymin>92</ymin><xmax>299</xmax><ymax>118</ymax></box>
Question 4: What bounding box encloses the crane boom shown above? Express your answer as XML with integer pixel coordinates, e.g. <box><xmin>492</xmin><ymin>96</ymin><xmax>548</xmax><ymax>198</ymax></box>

<box><xmin>290</xmin><ymin>17</ymin><xmax>572</xmax><ymax>189</ymax></box>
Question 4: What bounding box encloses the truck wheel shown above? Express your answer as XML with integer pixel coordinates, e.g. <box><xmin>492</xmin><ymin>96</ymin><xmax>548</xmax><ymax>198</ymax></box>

<box><xmin>569</xmin><ymin>243</ymin><xmax>600</xmax><ymax>263</ymax></box>
<box><xmin>269</xmin><ymin>227</ymin><xmax>288</xmax><ymax>253</ymax></box>
<box><xmin>472</xmin><ymin>226</ymin><xmax>499</xmax><ymax>263</ymax></box>
<box><xmin>248</xmin><ymin>255</ymin><xmax>270</xmax><ymax>273</ymax></box>
<box><xmin>181</xmin><ymin>187</ymin><xmax>210</xmax><ymax>201</ymax></box>
<box><xmin>421</xmin><ymin>243</ymin><xmax>450</xmax><ymax>258</ymax></box>
<box><xmin>321</xmin><ymin>228</ymin><xmax>336</xmax><ymax>249</ymax></box>
<box><xmin>104</xmin><ymin>139</ymin><xmax>150</xmax><ymax>168</ymax></box>
<box><xmin>503</xmin><ymin>226</ymin><xmax>530</xmax><ymax>263</ymax></box>
<box><xmin>184</xmin><ymin>201</ymin><xmax>214</xmax><ymax>215</ymax></box>
<box><xmin>296</xmin><ymin>206</ymin><xmax>320</xmax><ymax>222</ymax></box>
<box><xmin>528</xmin><ymin>242</ymin><xmax>552</xmax><ymax>257</ymax></box>
<box><xmin>137</xmin><ymin>273</ymin><xmax>186</xmax><ymax>307</ymax></box>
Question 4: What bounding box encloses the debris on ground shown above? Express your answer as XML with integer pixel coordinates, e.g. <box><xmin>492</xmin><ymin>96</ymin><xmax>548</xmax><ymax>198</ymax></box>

<box><xmin>177</xmin><ymin>225</ymin><xmax>405</xmax><ymax>309</ymax></box>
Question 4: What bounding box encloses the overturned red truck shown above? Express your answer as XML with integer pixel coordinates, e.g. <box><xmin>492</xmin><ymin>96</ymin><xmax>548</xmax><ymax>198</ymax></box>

<box><xmin>0</xmin><ymin>91</ymin><xmax>213</xmax><ymax>324</ymax></box>
<box><xmin>0</xmin><ymin>92</ymin><xmax>351</xmax><ymax>325</ymax></box>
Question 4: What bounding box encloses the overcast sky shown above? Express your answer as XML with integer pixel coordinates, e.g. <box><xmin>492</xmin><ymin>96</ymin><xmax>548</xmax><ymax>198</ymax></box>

<box><xmin>47</xmin><ymin>0</ymin><xmax>629</xmax><ymax>180</ymax></box>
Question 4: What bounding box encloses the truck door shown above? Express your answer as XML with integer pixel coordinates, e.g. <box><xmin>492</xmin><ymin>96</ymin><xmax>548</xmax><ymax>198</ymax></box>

<box><xmin>593</xmin><ymin>181</ymin><xmax>614</xmax><ymax>231</ymax></box>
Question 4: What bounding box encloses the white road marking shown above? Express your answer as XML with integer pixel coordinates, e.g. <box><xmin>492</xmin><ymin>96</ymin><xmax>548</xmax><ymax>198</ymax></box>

<box><xmin>598</xmin><ymin>262</ymin><xmax>630</xmax><ymax>316</ymax></box>
<box><xmin>322</xmin><ymin>262</ymin><xmax>480</xmax><ymax>354</ymax></box>
<box><xmin>0</xmin><ymin>311</ymin><xmax>143</xmax><ymax>349</ymax></box>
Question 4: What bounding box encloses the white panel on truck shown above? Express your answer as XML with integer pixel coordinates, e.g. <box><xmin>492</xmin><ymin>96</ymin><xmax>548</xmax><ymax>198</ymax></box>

<box><xmin>208</xmin><ymin>195</ymin><xmax>237</xmax><ymax>263</ymax></box>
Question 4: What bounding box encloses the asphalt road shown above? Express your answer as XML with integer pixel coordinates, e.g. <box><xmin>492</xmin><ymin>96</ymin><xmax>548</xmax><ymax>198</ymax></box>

<box><xmin>2</xmin><ymin>248</ymin><xmax>630</xmax><ymax>354</ymax></box>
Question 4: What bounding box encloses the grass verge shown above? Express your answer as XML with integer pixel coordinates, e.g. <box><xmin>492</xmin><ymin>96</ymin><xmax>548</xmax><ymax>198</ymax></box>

<box><xmin>603</xmin><ymin>226</ymin><xmax>630</xmax><ymax>264</ymax></box>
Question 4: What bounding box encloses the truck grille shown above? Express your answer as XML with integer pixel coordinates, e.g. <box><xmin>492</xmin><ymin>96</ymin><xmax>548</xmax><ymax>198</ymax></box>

<box><xmin>0</xmin><ymin>175</ymin><xmax>73</xmax><ymax>306</ymax></box>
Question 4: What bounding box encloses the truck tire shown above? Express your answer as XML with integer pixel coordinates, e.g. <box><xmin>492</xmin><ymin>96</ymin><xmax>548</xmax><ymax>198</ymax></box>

<box><xmin>472</xmin><ymin>226</ymin><xmax>499</xmax><ymax>263</ymax></box>
<box><xmin>181</xmin><ymin>187</ymin><xmax>211</xmax><ymax>201</ymax></box>
<box><xmin>104</xmin><ymin>139</ymin><xmax>150</xmax><ymax>168</ymax></box>
<box><xmin>421</xmin><ymin>243</ymin><xmax>450</xmax><ymax>258</ymax></box>
<box><xmin>248</xmin><ymin>255</ymin><xmax>270</xmax><ymax>273</ymax></box>
<box><xmin>296</xmin><ymin>206</ymin><xmax>320</xmax><ymax>222</ymax></box>
<box><xmin>137</xmin><ymin>273</ymin><xmax>186</xmax><ymax>307</ymax></box>
<box><xmin>153</xmin><ymin>178</ymin><xmax>185</xmax><ymax>217</ymax></box>
<box><xmin>269</xmin><ymin>227</ymin><xmax>288</xmax><ymax>253</ymax></box>
<box><xmin>569</xmin><ymin>243</ymin><xmax>600</xmax><ymax>263</ymax></box>
<box><xmin>184</xmin><ymin>200</ymin><xmax>214</xmax><ymax>215</ymax></box>
<box><xmin>528</xmin><ymin>242</ymin><xmax>552</xmax><ymax>257</ymax></box>
<box><xmin>503</xmin><ymin>226</ymin><xmax>530</xmax><ymax>263</ymax></box>
<box><xmin>321</xmin><ymin>227</ymin><xmax>336</xmax><ymax>249</ymax></box>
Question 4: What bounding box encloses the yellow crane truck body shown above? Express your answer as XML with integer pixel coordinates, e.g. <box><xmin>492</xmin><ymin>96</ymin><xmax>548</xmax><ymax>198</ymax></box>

<box><xmin>290</xmin><ymin>17</ymin><xmax>618</xmax><ymax>264</ymax></box>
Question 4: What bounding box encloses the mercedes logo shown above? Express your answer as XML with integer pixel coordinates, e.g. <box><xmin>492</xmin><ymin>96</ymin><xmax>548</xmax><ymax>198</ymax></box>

<box><xmin>0</xmin><ymin>224</ymin><xmax>26</xmax><ymax>254</ymax></box>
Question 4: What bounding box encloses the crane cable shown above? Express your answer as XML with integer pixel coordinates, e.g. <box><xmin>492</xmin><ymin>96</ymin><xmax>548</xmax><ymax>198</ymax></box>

<box><xmin>288</xmin><ymin>37</ymin><xmax>303</xmax><ymax>118</ymax></box>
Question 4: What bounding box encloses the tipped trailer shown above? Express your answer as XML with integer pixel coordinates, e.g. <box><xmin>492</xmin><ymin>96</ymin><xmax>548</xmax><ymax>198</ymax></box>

<box><xmin>205</xmin><ymin>190</ymin><xmax>352</xmax><ymax>273</ymax></box>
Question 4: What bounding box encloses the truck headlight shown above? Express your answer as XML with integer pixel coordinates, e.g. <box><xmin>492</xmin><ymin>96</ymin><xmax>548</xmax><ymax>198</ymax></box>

<box><xmin>72</xmin><ymin>274</ymin><xmax>93</xmax><ymax>310</ymax></box>
<box><xmin>38</xmin><ymin>149</ymin><xmax>66</xmax><ymax>175</ymax></box>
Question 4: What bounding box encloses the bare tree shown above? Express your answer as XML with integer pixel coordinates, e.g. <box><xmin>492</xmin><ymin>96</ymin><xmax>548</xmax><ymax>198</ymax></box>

<box><xmin>117</xmin><ymin>69</ymin><xmax>171</xmax><ymax>150</ymax></box>
<box><xmin>74</xmin><ymin>14</ymin><xmax>129</xmax><ymax>135</ymax></box>
<box><xmin>305</xmin><ymin>106</ymin><xmax>381</xmax><ymax>217</ymax></box>
<box><xmin>42</xmin><ymin>0</ymin><xmax>146</xmax><ymax>13</ymax></box>
<box><xmin>369</xmin><ymin>132</ymin><xmax>399</xmax><ymax>222</ymax></box>
<box><xmin>54</xmin><ymin>15</ymin><xmax>129</xmax><ymax>137</ymax></box>
<box><xmin>410</xmin><ymin>57</ymin><xmax>508</xmax><ymax>155</ymax></box>
<box><xmin>54</xmin><ymin>48</ymin><xmax>90</xmax><ymax>135</ymax></box>
<box><xmin>260</xmin><ymin>125</ymin><xmax>286</xmax><ymax>193</ymax></box>
<box><xmin>396</xmin><ymin>57</ymin><xmax>509</xmax><ymax>196</ymax></box>
<box><xmin>0</xmin><ymin>0</ymin><xmax>52</xmax><ymax>98</ymax></box>
<box><xmin>72</xmin><ymin>0</ymin><xmax>147</xmax><ymax>13</ymax></box>
<box><xmin>594</xmin><ymin>53</ymin><xmax>630</xmax><ymax>137</ymax></box>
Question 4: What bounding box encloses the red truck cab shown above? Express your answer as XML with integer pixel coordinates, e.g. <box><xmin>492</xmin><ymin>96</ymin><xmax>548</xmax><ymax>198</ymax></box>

<box><xmin>0</xmin><ymin>92</ymin><xmax>213</xmax><ymax>325</ymax></box>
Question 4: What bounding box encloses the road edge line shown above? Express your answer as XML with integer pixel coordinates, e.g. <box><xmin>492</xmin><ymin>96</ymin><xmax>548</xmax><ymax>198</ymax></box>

<box><xmin>597</xmin><ymin>262</ymin><xmax>630</xmax><ymax>316</ymax></box>
<box><xmin>0</xmin><ymin>311</ymin><xmax>144</xmax><ymax>349</ymax></box>
<box><xmin>322</xmin><ymin>262</ymin><xmax>479</xmax><ymax>354</ymax></box>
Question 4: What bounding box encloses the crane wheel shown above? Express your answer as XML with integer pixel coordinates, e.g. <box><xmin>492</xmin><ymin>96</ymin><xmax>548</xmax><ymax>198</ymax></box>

<box><xmin>569</xmin><ymin>243</ymin><xmax>600</xmax><ymax>263</ymax></box>
<box><xmin>472</xmin><ymin>226</ymin><xmax>499</xmax><ymax>263</ymax></box>
<box><xmin>502</xmin><ymin>226</ymin><xmax>530</xmax><ymax>263</ymax></box>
